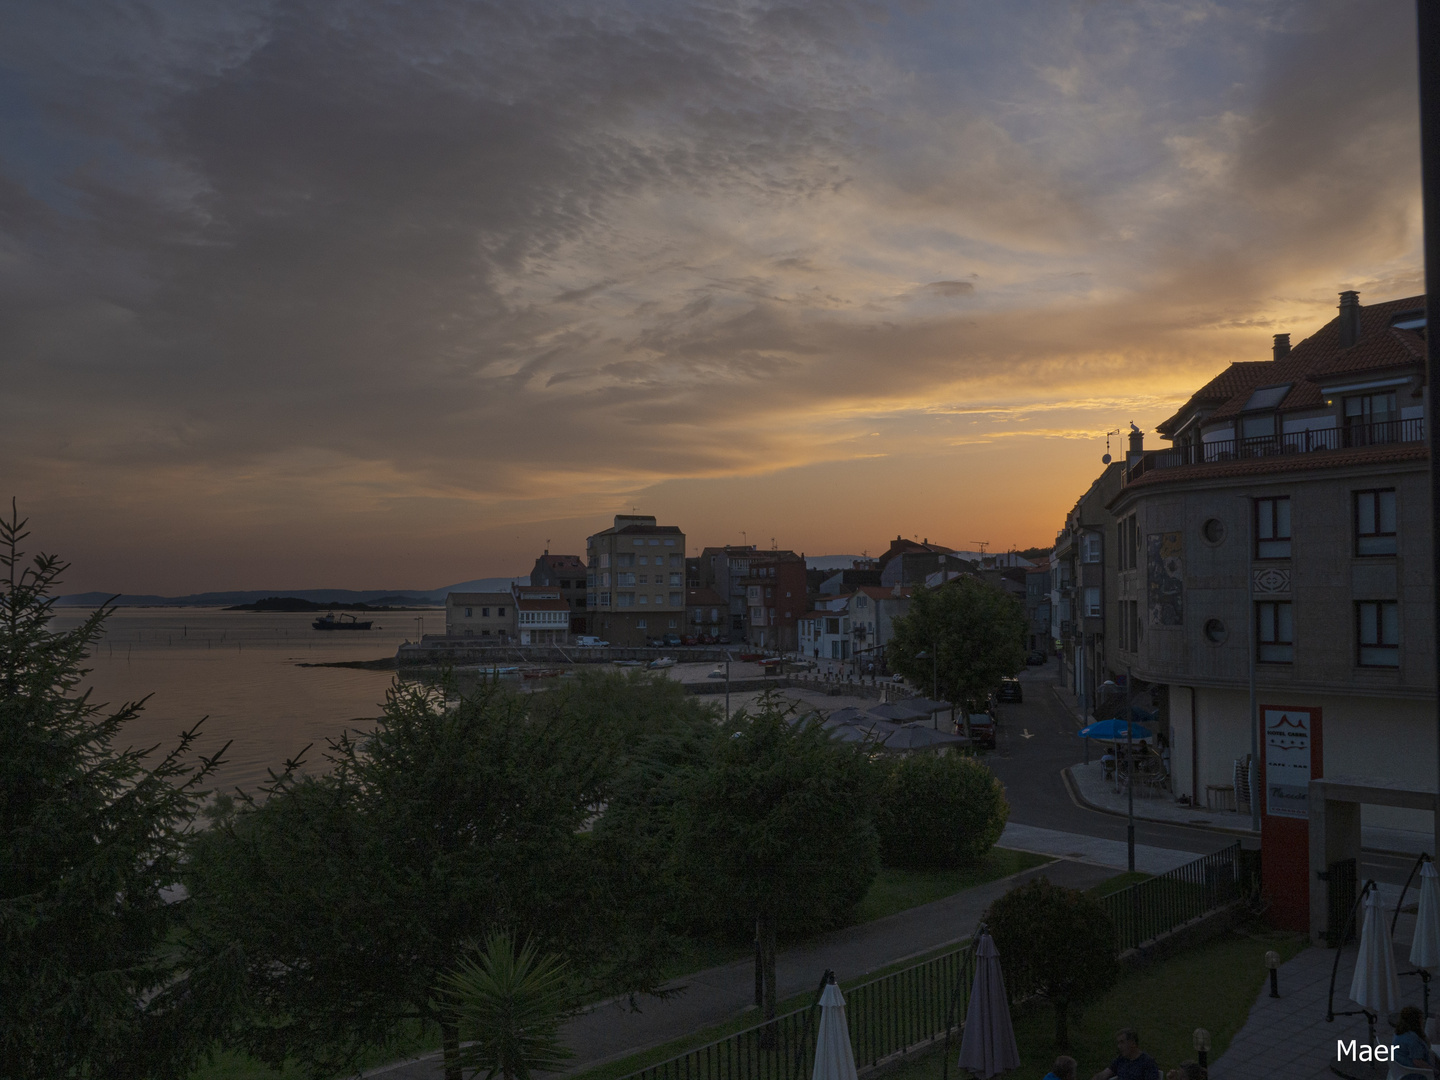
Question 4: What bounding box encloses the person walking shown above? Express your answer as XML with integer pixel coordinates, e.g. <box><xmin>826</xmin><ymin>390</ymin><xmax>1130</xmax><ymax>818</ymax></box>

<box><xmin>1091</xmin><ymin>1029</ymin><xmax>1160</xmax><ymax>1080</ymax></box>
<box><xmin>1044</xmin><ymin>1056</ymin><xmax>1077</xmax><ymax>1080</ymax></box>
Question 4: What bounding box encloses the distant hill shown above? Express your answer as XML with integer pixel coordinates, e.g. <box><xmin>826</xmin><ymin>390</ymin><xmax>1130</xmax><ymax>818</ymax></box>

<box><xmin>804</xmin><ymin>555</ymin><xmax>866</xmax><ymax>571</ymax></box>
<box><xmin>55</xmin><ymin>575</ymin><xmax>530</xmax><ymax>608</ymax></box>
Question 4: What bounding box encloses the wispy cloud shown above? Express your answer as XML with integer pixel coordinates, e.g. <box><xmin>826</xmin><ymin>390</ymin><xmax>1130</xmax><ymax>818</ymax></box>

<box><xmin>0</xmin><ymin>0</ymin><xmax>1422</xmax><ymax>589</ymax></box>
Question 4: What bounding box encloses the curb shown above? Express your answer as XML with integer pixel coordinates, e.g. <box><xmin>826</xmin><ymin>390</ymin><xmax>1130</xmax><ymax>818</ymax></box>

<box><xmin>1061</xmin><ymin>765</ymin><xmax>1259</xmax><ymax>838</ymax></box>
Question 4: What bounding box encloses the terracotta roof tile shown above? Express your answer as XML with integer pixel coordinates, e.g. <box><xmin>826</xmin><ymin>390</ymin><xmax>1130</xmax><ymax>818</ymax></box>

<box><xmin>1156</xmin><ymin>294</ymin><xmax>1425</xmax><ymax>435</ymax></box>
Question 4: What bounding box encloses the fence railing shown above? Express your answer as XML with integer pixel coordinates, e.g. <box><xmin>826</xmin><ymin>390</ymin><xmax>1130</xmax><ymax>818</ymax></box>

<box><xmin>1127</xmin><ymin>417</ymin><xmax>1426</xmax><ymax>483</ymax></box>
<box><xmin>614</xmin><ymin>942</ymin><xmax>977</xmax><ymax>1080</ymax></box>
<box><xmin>1098</xmin><ymin>842</ymin><xmax>1247</xmax><ymax>953</ymax></box>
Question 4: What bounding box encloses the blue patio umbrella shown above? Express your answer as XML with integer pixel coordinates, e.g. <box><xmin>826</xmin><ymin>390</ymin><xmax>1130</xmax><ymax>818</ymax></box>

<box><xmin>1077</xmin><ymin>717</ymin><xmax>1154</xmax><ymax>743</ymax></box>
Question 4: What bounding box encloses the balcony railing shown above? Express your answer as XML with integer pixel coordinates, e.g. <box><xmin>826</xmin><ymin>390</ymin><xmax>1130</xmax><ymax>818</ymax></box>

<box><xmin>1129</xmin><ymin>418</ymin><xmax>1426</xmax><ymax>483</ymax></box>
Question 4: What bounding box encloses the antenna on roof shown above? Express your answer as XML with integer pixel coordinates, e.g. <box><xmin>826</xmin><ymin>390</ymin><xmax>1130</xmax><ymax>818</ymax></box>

<box><xmin>1102</xmin><ymin>428</ymin><xmax>1120</xmax><ymax>464</ymax></box>
<box><xmin>971</xmin><ymin>541</ymin><xmax>990</xmax><ymax>555</ymax></box>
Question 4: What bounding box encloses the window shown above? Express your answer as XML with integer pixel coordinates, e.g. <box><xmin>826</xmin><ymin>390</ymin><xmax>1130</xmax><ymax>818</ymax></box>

<box><xmin>1081</xmin><ymin>533</ymin><xmax>1102</xmax><ymax>564</ymax></box>
<box><xmin>599</xmin><ymin>553</ymin><xmax>610</xmax><ymax>568</ymax></box>
<box><xmin>498</xmin><ymin>607</ymin><xmax>505</xmax><ymax>616</ymax></box>
<box><xmin>826</xmin><ymin>617</ymin><xmax>840</xmax><ymax>635</ymax></box>
<box><xmin>1203</xmin><ymin>618</ymin><xmax>1227</xmax><ymax>644</ymax></box>
<box><xmin>1202</xmin><ymin>518</ymin><xmax>1225</xmax><ymax>544</ymax></box>
<box><xmin>599</xmin><ymin>593</ymin><xmax>611</xmax><ymax>606</ymax></box>
<box><xmin>634</xmin><ymin>540</ymin><xmax>644</xmax><ymax>547</ymax></box>
<box><xmin>669</xmin><ymin>573</ymin><xmax>681</xmax><ymax>586</ymax></box>
<box><xmin>600</xmin><ymin>573</ymin><xmax>610</xmax><ymax>587</ymax></box>
<box><xmin>618</xmin><ymin>573</ymin><xmax>636</xmax><ymax>586</ymax></box>
<box><xmin>464</xmin><ymin>607</ymin><xmax>472</xmax><ymax>617</ymax></box>
<box><xmin>1118</xmin><ymin>600</ymin><xmax>1128</xmax><ymax>650</ymax></box>
<box><xmin>618</xmin><ymin>594</ymin><xmax>634</xmax><ymax>607</ymax></box>
<box><xmin>638</xmin><ymin>575</ymin><xmax>648</xmax><ymax>584</ymax></box>
<box><xmin>637</xmin><ymin>619</ymin><xmax>647</xmax><ymax>629</ymax></box>
<box><xmin>1355</xmin><ymin>490</ymin><xmax>1397</xmax><ymax>556</ymax></box>
<box><xmin>1117</xmin><ymin>516</ymin><xmax>1139</xmax><ymax>571</ymax></box>
<box><xmin>668</xmin><ymin>619</ymin><xmax>677</xmax><ymax>628</ymax></box>
<box><xmin>669</xmin><ymin>592</ymin><xmax>682</xmax><ymax>606</ymax></box>
<box><xmin>665</xmin><ymin>539</ymin><xmax>676</xmax><ymax>546</ymax></box>
<box><xmin>670</xmin><ymin>554</ymin><xmax>682</xmax><ymax>567</ymax></box>
<box><xmin>1257</xmin><ymin>601</ymin><xmax>1293</xmax><ymax>663</ymax></box>
<box><xmin>481</xmin><ymin>608</ymin><xmax>490</xmax><ymax>617</ymax></box>
<box><xmin>638</xmin><ymin>594</ymin><xmax>648</xmax><ymax>604</ymax></box>
<box><xmin>648</xmin><ymin>539</ymin><xmax>659</xmax><ymax>546</ymax></box>
<box><xmin>1129</xmin><ymin>600</ymin><xmax>1139</xmax><ymax>650</ymax></box>
<box><xmin>1357</xmin><ymin>601</ymin><xmax>1399</xmax><ymax>667</ymax></box>
<box><xmin>618</xmin><ymin>553</ymin><xmax>634</xmax><ymax>568</ymax></box>
<box><xmin>1255</xmin><ymin>497</ymin><xmax>1291</xmax><ymax>558</ymax></box>
<box><xmin>1083</xmin><ymin>587</ymin><xmax>1101</xmax><ymax>618</ymax></box>
<box><xmin>638</xmin><ymin>556</ymin><xmax>648</xmax><ymax>566</ymax></box>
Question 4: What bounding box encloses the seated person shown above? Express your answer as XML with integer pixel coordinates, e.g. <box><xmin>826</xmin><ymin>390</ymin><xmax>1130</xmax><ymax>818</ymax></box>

<box><xmin>1393</xmin><ymin>1005</ymin><xmax>1439</xmax><ymax>1080</ymax></box>
<box><xmin>1092</xmin><ymin>1029</ymin><xmax>1160</xmax><ymax>1080</ymax></box>
<box><xmin>1045</xmin><ymin>1057</ymin><xmax>1077</xmax><ymax>1080</ymax></box>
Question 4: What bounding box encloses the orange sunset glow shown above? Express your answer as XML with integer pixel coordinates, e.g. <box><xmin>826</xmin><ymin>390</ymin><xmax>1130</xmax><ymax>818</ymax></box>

<box><xmin>2</xmin><ymin>2</ymin><xmax>1425</xmax><ymax>593</ymax></box>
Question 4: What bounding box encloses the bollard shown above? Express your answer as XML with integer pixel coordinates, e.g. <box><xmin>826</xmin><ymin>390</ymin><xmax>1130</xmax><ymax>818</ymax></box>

<box><xmin>1265</xmin><ymin>950</ymin><xmax>1281</xmax><ymax>998</ymax></box>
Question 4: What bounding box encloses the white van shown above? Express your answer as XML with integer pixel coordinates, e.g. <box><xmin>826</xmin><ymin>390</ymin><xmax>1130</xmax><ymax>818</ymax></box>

<box><xmin>574</xmin><ymin>636</ymin><xmax>609</xmax><ymax>648</ymax></box>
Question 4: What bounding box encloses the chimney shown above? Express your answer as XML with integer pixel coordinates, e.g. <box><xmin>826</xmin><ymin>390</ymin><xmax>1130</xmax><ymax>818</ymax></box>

<box><xmin>1127</xmin><ymin>422</ymin><xmax>1144</xmax><ymax>463</ymax></box>
<box><xmin>1272</xmin><ymin>333</ymin><xmax>1290</xmax><ymax>360</ymax></box>
<box><xmin>1338</xmin><ymin>290</ymin><xmax>1362</xmax><ymax>348</ymax></box>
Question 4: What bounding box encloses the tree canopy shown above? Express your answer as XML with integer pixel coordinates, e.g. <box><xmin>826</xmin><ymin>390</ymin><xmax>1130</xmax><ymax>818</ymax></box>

<box><xmin>0</xmin><ymin>505</ymin><xmax>230</xmax><ymax>1080</ymax></box>
<box><xmin>185</xmin><ymin>676</ymin><xmax>667</xmax><ymax>1080</ymax></box>
<box><xmin>672</xmin><ymin>698</ymin><xmax>879</xmax><ymax>1023</ymax></box>
<box><xmin>874</xmin><ymin>753</ymin><xmax>1008</xmax><ymax>870</ymax></box>
<box><xmin>885</xmin><ymin>577</ymin><xmax>1026</xmax><ymax>709</ymax></box>
<box><xmin>985</xmin><ymin>877</ymin><xmax>1118</xmax><ymax>1049</ymax></box>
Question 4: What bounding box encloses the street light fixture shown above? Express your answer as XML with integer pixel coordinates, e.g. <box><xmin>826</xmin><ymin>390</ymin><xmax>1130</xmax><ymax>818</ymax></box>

<box><xmin>1193</xmin><ymin>1028</ymin><xmax>1211</xmax><ymax>1069</ymax></box>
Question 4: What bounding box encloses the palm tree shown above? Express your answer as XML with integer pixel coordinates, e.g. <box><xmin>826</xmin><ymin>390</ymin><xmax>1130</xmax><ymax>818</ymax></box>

<box><xmin>438</xmin><ymin>931</ymin><xmax>575</xmax><ymax>1080</ymax></box>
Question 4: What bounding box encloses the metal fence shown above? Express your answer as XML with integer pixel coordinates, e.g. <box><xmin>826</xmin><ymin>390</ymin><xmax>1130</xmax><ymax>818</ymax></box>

<box><xmin>1098</xmin><ymin>842</ymin><xmax>1247</xmax><ymax>953</ymax></box>
<box><xmin>1127</xmin><ymin>417</ymin><xmax>1426</xmax><ymax>482</ymax></box>
<box><xmin>615</xmin><ymin>942</ymin><xmax>977</xmax><ymax>1080</ymax></box>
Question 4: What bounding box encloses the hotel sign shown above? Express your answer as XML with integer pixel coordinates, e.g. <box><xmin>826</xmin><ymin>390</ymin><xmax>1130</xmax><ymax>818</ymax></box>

<box><xmin>1262</xmin><ymin>706</ymin><xmax>1320</xmax><ymax>819</ymax></box>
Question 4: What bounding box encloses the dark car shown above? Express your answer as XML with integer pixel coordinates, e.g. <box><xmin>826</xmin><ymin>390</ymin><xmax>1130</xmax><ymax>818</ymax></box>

<box><xmin>997</xmin><ymin>677</ymin><xmax>1023</xmax><ymax>703</ymax></box>
<box><xmin>962</xmin><ymin>712</ymin><xmax>997</xmax><ymax>750</ymax></box>
<box><xmin>1025</xmin><ymin>650</ymin><xmax>1047</xmax><ymax>666</ymax></box>
<box><xmin>682</xmin><ymin>635</ymin><xmax>699</xmax><ymax>646</ymax></box>
<box><xmin>663</xmin><ymin>633</ymin><xmax>683</xmax><ymax>647</ymax></box>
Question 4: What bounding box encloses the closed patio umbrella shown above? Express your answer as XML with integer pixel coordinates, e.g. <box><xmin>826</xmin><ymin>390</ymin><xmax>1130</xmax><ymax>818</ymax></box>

<box><xmin>811</xmin><ymin>979</ymin><xmax>859</xmax><ymax>1080</ymax></box>
<box><xmin>1411</xmin><ymin>861</ymin><xmax>1440</xmax><ymax>973</ymax></box>
<box><xmin>826</xmin><ymin>719</ymin><xmax>903</xmax><ymax>745</ymax></box>
<box><xmin>956</xmin><ymin>932</ymin><xmax>1020</xmax><ymax>1080</ymax></box>
<box><xmin>1350</xmin><ymin>888</ymin><xmax>1402</xmax><ymax>1017</ymax></box>
<box><xmin>823</xmin><ymin>707</ymin><xmax>868</xmax><ymax>726</ymax></box>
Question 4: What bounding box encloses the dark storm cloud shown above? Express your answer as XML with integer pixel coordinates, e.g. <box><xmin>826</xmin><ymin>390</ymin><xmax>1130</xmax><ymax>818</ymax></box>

<box><xmin>0</xmin><ymin>0</ymin><xmax>1424</xmax><ymax>590</ymax></box>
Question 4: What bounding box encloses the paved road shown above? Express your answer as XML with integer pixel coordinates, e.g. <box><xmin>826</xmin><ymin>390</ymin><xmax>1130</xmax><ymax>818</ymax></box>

<box><xmin>986</xmin><ymin>660</ymin><xmax>1238</xmax><ymax>857</ymax></box>
<box><xmin>993</xmin><ymin>659</ymin><xmax>1418</xmax><ymax>886</ymax></box>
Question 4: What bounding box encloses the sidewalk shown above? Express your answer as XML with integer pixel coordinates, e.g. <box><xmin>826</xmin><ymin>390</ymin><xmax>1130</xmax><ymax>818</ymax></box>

<box><xmin>365</xmin><ymin>854</ymin><xmax>1128</xmax><ymax>1079</ymax></box>
<box><xmin>1213</xmin><ymin>888</ymin><xmax>1415</xmax><ymax>1080</ymax></box>
<box><xmin>999</xmin><ymin>821</ymin><xmax>1199</xmax><ymax>874</ymax></box>
<box><xmin>1069</xmin><ymin>752</ymin><xmax>1430</xmax><ymax>856</ymax></box>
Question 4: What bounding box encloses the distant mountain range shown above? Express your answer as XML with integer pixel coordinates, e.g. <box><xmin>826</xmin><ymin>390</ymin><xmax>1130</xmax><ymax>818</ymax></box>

<box><xmin>54</xmin><ymin>576</ymin><xmax>529</xmax><ymax>608</ymax></box>
<box><xmin>57</xmin><ymin>555</ymin><xmax>875</xmax><ymax>607</ymax></box>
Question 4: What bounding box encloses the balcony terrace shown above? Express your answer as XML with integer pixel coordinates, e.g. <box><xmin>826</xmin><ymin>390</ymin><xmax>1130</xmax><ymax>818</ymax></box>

<box><xmin>1126</xmin><ymin>417</ymin><xmax>1426</xmax><ymax>484</ymax></box>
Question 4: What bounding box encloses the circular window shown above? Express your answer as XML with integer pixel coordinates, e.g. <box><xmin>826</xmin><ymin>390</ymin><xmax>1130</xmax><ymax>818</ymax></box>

<box><xmin>1202</xmin><ymin>518</ymin><xmax>1226</xmax><ymax>544</ymax></box>
<box><xmin>1203</xmin><ymin>618</ymin><xmax>1228</xmax><ymax>644</ymax></box>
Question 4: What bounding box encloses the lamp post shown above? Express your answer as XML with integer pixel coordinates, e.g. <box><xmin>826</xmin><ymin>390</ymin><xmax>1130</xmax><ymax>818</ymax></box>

<box><xmin>1193</xmin><ymin>1028</ymin><xmax>1211</xmax><ymax>1069</ymax></box>
<box><xmin>1126</xmin><ymin>665</ymin><xmax>1136</xmax><ymax>873</ymax></box>
<box><xmin>1265</xmin><ymin>950</ymin><xmax>1281</xmax><ymax>998</ymax></box>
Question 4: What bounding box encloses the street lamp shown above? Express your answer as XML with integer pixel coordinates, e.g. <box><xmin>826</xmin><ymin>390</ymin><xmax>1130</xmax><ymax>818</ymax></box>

<box><xmin>915</xmin><ymin>644</ymin><xmax>938</xmax><ymax>701</ymax></box>
<box><xmin>1193</xmin><ymin>1028</ymin><xmax>1211</xmax><ymax>1069</ymax></box>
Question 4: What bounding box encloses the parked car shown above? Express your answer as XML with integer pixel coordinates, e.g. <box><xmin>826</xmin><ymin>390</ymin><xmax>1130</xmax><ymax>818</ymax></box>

<box><xmin>663</xmin><ymin>633</ymin><xmax>683</xmax><ymax>647</ymax></box>
<box><xmin>997</xmin><ymin>677</ymin><xmax>1023</xmax><ymax>703</ymax></box>
<box><xmin>574</xmin><ymin>635</ymin><xmax>609</xmax><ymax>648</ymax></box>
<box><xmin>962</xmin><ymin>712</ymin><xmax>997</xmax><ymax>749</ymax></box>
<box><xmin>681</xmin><ymin>635</ymin><xmax>699</xmax><ymax>646</ymax></box>
<box><xmin>1025</xmin><ymin>650</ymin><xmax>1047</xmax><ymax>666</ymax></box>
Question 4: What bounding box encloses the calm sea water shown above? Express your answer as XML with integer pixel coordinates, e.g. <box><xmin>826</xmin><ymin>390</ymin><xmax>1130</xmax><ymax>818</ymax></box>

<box><xmin>45</xmin><ymin>608</ymin><xmax>442</xmax><ymax>792</ymax></box>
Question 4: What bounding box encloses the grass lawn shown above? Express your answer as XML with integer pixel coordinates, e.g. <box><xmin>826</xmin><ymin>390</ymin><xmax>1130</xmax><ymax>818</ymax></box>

<box><xmin>856</xmin><ymin>849</ymin><xmax>1053</xmax><ymax>923</ymax></box>
<box><xmin>190</xmin><ymin>848</ymin><xmax>1045</xmax><ymax>1080</ymax></box>
<box><xmin>1086</xmin><ymin>871</ymin><xmax>1151</xmax><ymax>899</ymax></box>
<box><xmin>880</xmin><ymin>925</ymin><xmax>1308</xmax><ymax>1080</ymax></box>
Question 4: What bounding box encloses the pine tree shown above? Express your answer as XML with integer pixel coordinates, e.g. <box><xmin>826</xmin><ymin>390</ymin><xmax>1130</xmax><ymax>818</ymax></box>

<box><xmin>0</xmin><ymin>503</ymin><xmax>231</xmax><ymax>1078</ymax></box>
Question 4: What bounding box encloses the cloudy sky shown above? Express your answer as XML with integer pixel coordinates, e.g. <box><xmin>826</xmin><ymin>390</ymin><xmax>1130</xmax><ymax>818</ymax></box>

<box><xmin>1</xmin><ymin>0</ymin><xmax>1425</xmax><ymax>592</ymax></box>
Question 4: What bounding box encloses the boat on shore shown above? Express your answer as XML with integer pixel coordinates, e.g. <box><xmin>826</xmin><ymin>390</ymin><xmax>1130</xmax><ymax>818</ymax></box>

<box><xmin>648</xmin><ymin>657</ymin><xmax>676</xmax><ymax>669</ymax></box>
<box><xmin>313</xmin><ymin>612</ymin><xmax>374</xmax><ymax>631</ymax></box>
<box><xmin>521</xmin><ymin>668</ymin><xmax>565</xmax><ymax>680</ymax></box>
